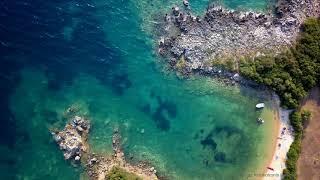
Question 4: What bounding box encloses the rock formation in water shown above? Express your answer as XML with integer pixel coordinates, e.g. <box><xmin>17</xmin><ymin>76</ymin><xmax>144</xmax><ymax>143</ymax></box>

<box><xmin>51</xmin><ymin>115</ymin><xmax>90</xmax><ymax>161</ymax></box>
<box><xmin>86</xmin><ymin>128</ymin><xmax>158</xmax><ymax>180</ymax></box>
<box><xmin>51</xmin><ymin>111</ymin><xmax>158</xmax><ymax>180</ymax></box>
<box><xmin>158</xmin><ymin>0</ymin><xmax>320</xmax><ymax>75</ymax></box>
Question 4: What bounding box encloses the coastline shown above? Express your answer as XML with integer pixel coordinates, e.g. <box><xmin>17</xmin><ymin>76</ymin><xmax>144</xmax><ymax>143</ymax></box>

<box><xmin>51</xmin><ymin>113</ymin><xmax>158</xmax><ymax>180</ymax></box>
<box><xmin>251</xmin><ymin>97</ymin><xmax>280</xmax><ymax>180</ymax></box>
<box><xmin>263</xmin><ymin>101</ymin><xmax>294</xmax><ymax>179</ymax></box>
<box><xmin>259</xmin><ymin>101</ymin><xmax>280</xmax><ymax>180</ymax></box>
<box><xmin>158</xmin><ymin>0</ymin><xmax>319</xmax><ymax>75</ymax></box>
<box><xmin>1</xmin><ymin>0</ymin><xmax>318</xmax><ymax>179</ymax></box>
<box><xmin>248</xmin><ymin>95</ymin><xmax>294</xmax><ymax>180</ymax></box>
<box><xmin>156</xmin><ymin>4</ymin><xmax>318</xmax><ymax>179</ymax></box>
<box><xmin>156</xmin><ymin>0</ymin><xmax>320</xmax><ymax>88</ymax></box>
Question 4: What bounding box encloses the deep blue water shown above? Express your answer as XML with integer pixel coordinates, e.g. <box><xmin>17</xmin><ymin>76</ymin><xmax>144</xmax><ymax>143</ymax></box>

<box><xmin>0</xmin><ymin>0</ymin><xmax>275</xmax><ymax>179</ymax></box>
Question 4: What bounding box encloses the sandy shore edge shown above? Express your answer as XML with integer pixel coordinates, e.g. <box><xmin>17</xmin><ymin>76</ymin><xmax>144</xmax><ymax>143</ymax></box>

<box><xmin>263</xmin><ymin>98</ymin><xmax>294</xmax><ymax>180</ymax></box>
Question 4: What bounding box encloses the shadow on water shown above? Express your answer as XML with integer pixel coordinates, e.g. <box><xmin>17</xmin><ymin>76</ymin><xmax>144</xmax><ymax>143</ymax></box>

<box><xmin>111</xmin><ymin>74</ymin><xmax>132</xmax><ymax>95</ymax></box>
<box><xmin>196</xmin><ymin>125</ymin><xmax>248</xmax><ymax>165</ymax></box>
<box><xmin>0</xmin><ymin>59</ymin><xmax>28</xmax><ymax>179</ymax></box>
<box><xmin>141</xmin><ymin>94</ymin><xmax>177</xmax><ymax>131</ymax></box>
<box><xmin>200</xmin><ymin>134</ymin><xmax>217</xmax><ymax>151</ymax></box>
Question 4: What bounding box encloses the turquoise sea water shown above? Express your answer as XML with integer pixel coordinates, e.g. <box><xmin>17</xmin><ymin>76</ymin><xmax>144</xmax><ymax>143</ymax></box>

<box><xmin>0</xmin><ymin>0</ymin><xmax>276</xmax><ymax>179</ymax></box>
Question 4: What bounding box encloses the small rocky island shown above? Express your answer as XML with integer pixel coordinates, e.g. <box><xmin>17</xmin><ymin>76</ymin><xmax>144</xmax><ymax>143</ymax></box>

<box><xmin>158</xmin><ymin>0</ymin><xmax>319</xmax><ymax>75</ymax></box>
<box><xmin>51</xmin><ymin>113</ymin><xmax>158</xmax><ymax>180</ymax></box>
<box><xmin>51</xmin><ymin>116</ymin><xmax>90</xmax><ymax>162</ymax></box>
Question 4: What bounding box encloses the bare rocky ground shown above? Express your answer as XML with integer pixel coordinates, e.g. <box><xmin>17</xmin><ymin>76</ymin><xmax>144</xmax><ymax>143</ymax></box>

<box><xmin>298</xmin><ymin>88</ymin><xmax>320</xmax><ymax>180</ymax></box>
<box><xmin>158</xmin><ymin>0</ymin><xmax>320</xmax><ymax>75</ymax></box>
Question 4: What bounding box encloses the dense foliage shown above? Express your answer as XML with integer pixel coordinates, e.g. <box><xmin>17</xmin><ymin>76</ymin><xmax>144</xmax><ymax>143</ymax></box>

<box><xmin>238</xmin><ymin>18</ymin><xmax>319</xmax><ymax>179</ymax></box>
<box><xmin>240</xmin><ymin>18</ymin><xmax>320</xmax><ymax>108</ymax></box>
<box><xmin>105</xmin><ymin>167</ymin><xmax>142</xmax><ymax>180</ymax></box>
<box><xmin>282</xmin><ymin>110</ymin><xmax>311</xmax><ymax>180</ymax></box>
<box><xmin>301</xmin><ymin>110</ymin><xmax>312</xmax><ymax>127</ymax></box>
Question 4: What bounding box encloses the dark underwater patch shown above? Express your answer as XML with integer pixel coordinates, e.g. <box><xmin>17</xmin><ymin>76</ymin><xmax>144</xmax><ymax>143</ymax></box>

<box><xmin>156</xmin><ymin>96</ymin><xmax>177</xmax><ymax>118</ymax></box>
<box><xmin>111</xmin><ymin>73</ymin><xmax>132</xmax><ymax>96</ymax></box>
<box><xmin>140</xmin><ymin>96</ymin><xmax>177</xmax><ymax>131</ymax></box>
<box><xmin>0</xmin><ymin>59</ymin><xmax>23</xmax><ymax>148</ymax></box>
<box><xmin>45</xmin><ymin>66</ymin><xmax>76</xmax><ymax>91</ymax></box>
<box><xmin>200</xmin><ymin>135</ymin><xmax>217</xmax><ymax>151</ymax></box>
<box><xmin>141</xmin><ymin>104</ymin><xmax>151</xmax><ymax>114</ymax></box>
<box><xmin>2</xmin><ymin>0</ymin><xmax>126</xmax><ymax>94</ymax></box>
<box><xmin>152</xmin><ymin>107</ymin><xmax>171</xmax><ymax>131</ymax></box>
<box><xmin>41</xmin><ymin>110</ymin><xmax>59</xmax><ymax>123</ymax></box>
<box><xmin>150</xmin><ymin>90</ymin><xmax>156</xmax><ymax>98</ymax></box>
<box><xmin>199</xmin><ymin>126</ymin><xmax>246</xmax><ymax>164</ymax></box>
<box><xmin>0</xmin><ymin>1</ymin><xmax>126</xmax><ymax>179</ymax></box>
<box><xmin>200</xmin><ymin>126</ymin><xmax>244</xmax><ymax>147</ymax></box>
<box><xmin>214</xmin><ymin>152</ymin><xmax>227</xmax><ymax>163</ymax></box>
<box><xmin>214</xmin><ymin>126</ymin><xmax>242</xmax><ymax>137</ymax></box>
<box><xmin>193</xmin><ymin>132</ymin><xmax>199</xmax><ymax>139</ymax></box>
<box><xmin>0</xmin><ymin>59</ymin><xmax>25</xmax><ymax>178</ymax></box>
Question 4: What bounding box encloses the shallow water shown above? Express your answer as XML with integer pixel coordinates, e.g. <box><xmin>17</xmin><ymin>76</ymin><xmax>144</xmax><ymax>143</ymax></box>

<box><xmin>1</xmin><ymin>0</ymin><xmax>275</xmax><ymax>179</ymax></box>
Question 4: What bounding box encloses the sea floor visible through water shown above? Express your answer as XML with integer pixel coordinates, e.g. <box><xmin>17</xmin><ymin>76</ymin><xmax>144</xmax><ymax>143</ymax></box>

<box><xmin>1</xmin><ymin>0</ymin><xmax>277</xmax><ymax>179</ymax></box>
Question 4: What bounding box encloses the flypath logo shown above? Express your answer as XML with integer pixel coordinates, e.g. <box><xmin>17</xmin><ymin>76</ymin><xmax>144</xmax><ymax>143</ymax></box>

<box><xmin>247</xmin><ymin>173</ymin><xmax>280</xmax><ymax>178</ymax></box>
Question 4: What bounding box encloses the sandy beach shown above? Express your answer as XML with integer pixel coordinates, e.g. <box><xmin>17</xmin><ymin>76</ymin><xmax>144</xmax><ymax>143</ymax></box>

<box><xmin>264</xmin><ymin>106</ymin><xmax>294</xmax><ymax>180</ymax></box>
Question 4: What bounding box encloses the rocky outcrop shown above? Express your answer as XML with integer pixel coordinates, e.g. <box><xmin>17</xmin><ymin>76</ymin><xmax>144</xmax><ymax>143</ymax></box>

<box><xmin>158</xmin><ymin>0</ymin><xmax>319</xmax><ymax>75</ymax></box>
<box><xmin>51</xmin><ymin>111</ymin><xmax>158</xmax><ymax>180</ymax></box>
<box><xmin>51</xmin><ymin>115</ymin><xmax>90</xmax><ymax>161</ymax></box>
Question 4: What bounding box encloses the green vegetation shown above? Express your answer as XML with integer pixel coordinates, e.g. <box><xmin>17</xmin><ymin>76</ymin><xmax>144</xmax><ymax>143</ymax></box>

<box><xmin>105</xmin><ymin>166</ymin><xmax>142</xmax><ymax>180</ymax></box>
<box><xmin>283</xmin><ymin>110</ymin><xmax>311</xmax><ymax>179</ymax></box>
<box><xmin>301</xmin><ymin>110</ymin><xmax>312</xmax><ymax>127</ymax></box>
<box><xmin>235</xmin><ymin>17</ymin><xmax>319</xmax><ymax>179</ymax></box>
<box><xmin>209</xmin><ymin>57</ymin><xmax>237</xmax><ymax>71</ymax></box>
<box><xmin>239</xmin><ymin>18</ymin><xmax>320</xmax><ymax>108</ymax></box>
<box><xmin>282</xmin><ymin>18</ymin><xmax>319</xmax><ymax>179</ymax></box>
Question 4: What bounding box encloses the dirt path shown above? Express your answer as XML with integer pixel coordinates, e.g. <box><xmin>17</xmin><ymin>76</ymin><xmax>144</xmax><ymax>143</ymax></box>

<box><xmin>298</xmin><ymin>87</ymin><xmax>320</xmax><ymax>180</ymax></box>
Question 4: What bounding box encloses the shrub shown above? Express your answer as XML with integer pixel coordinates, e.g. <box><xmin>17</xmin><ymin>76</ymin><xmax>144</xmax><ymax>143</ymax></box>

<box><xmin>216</xmin><ymin>18</ymin><xmax>320</xmax><ymax>179</ymax></box>
<box><xmin>282</xmin><ymin>111</ymin><xmax>304</xmax><ymax>179</ymax></box>
<box><xmin>290</xmin><ymin>112</ymin><xmax>303</xmax><ymax>133</ymax></box>
<box><xmin>301</xmin><ymin>110</ymin><xmax>312</xmax><ymax>127</ymax></box>
<box><xmin>105</xmin><ymin>166</ymin><xmax>142</xmax><ymax>180</ymax></box>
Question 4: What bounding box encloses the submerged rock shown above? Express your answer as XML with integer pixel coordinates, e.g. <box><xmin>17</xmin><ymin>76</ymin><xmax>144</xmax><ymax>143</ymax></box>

<box><xmin>183</xmin><ymin>0</ymin><xmax>189</xmax><ymax>7</ymax></box>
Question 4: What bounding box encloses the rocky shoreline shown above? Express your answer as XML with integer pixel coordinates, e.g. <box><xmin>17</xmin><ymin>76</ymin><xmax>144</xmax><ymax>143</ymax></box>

<box><xmin>51</xmin><ymin>112</ymin><xmax>158</xmax><ymax>180</ymax></box>
<box><xmin>158</xmin><ymin>0</ymin><xmax>319</xmax><ymax>76</ymax></box>
<box><xmin>85</xmin><ymin>127</ymin><xmax>158</xmax><ymax>180</ymax></box>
